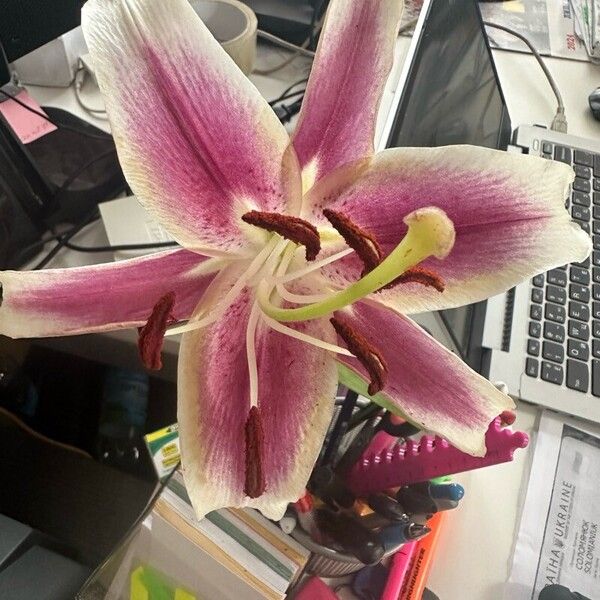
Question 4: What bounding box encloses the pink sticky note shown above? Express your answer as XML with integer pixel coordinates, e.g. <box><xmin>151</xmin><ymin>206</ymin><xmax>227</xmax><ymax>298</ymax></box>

<box><xmin>0</xmin><ymin>89</ymin><xmax>57</xmax><ymax>144</ymax></box>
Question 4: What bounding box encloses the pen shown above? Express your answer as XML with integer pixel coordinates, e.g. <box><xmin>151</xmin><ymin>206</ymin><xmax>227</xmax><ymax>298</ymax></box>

<box><xmin>315</xmin><ymin>509</ymin><xmax>385</xmax><ymax>565</ymax></box>
<box><xmin>367</xmin><ymin>493</ymin><xmax>410</xmax><ymax>521</ymax></box>
<box><xmin>377</xmin><ymin>522</ymin><xmax>430</xmax><ymax>553</ymax></box>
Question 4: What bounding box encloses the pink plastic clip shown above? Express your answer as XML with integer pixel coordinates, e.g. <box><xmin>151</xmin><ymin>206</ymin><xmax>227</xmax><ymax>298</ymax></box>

<box><xmin>346</xmin><ymin>417</ymin><xmax>528</xmax><ymax>496</ymax></box>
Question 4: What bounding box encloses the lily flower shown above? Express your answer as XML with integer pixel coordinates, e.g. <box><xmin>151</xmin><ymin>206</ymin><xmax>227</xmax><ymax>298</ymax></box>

<box><xmin>0</xmin><ymin>0</ymin><xmax>589</xmax><ymax>520</ymax></box>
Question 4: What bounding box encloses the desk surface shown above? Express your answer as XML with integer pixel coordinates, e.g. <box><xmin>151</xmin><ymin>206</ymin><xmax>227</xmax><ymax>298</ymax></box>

<box><xmin>25</xmin><ymin>35</ymin><xmax>600</xmax><ymax>600</ymax></box>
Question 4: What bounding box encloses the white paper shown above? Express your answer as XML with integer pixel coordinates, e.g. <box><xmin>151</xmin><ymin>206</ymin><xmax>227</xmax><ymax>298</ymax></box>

<box><xmin>505</xmin><ymin>411</ymin><xmax>600</xmax><ymax>599</ymax></box>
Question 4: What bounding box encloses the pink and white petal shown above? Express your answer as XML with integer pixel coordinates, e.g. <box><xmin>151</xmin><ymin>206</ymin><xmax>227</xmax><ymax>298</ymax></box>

<box><xmin>305</xmin><ymin>146</ymin><xmax>591</xmax><ymax>313</ymax></box>
<box><xmin>0</xmin><ymin>249</ymin><xmax>220</xmax><ymax>338</ymax></box>
<box><xmin>335</xmin><ymin>301</ymin><xmax>514</xmax><ymax>456</ymax></box>
<box><xmin>82</xmin><ymin>0</ymin><xmax>301</xmax><ymax>255</ymax></box>
<box><xmin>292</xmin><ymin>0</ymin><xmax>402</xmax><ymax>191</ymax></box>
<box><xmin>178</xmin><ymin>269</ymin><xmax>338</xmax><ymax>520</ymax></box>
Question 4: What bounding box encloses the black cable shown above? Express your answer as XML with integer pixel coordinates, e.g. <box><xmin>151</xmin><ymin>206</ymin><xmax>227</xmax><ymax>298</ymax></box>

<box><xmin>55</xmin><ymin>148</ymin><xmax>117</xmax><ymax>195</ymax></box>
<box><xmin>64</xmin><ymin>240</ymin><xmax>178</xmax><ymax>253</ymax></box>
<box><xmin>269</xmin><ymin>89</ymin><xmax>306</xmax><ymax>107</ymax></box>
<box><xmin>0</xmin><ymin>88</ymin><xmax>112</xmax><ymax>141</ymax></box>
<box><xmin>33</xmin><ymin>208</ymin><xmax>99</xmax><ymax>270</ymax></box>
<box><xmin>268</xmin><ymin>77</ymin><xmax>308</xmax><ymax>106</ymax></box>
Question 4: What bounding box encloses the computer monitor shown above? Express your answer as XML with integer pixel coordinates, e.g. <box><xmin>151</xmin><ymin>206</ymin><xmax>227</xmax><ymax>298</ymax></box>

<box><xmin>383</xmin><ymin>0</ymin><xmax>511</xmax><ymax>369</ymax></box>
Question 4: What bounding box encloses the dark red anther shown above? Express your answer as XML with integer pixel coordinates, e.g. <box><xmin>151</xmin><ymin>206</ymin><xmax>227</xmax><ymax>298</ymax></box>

<box><xmin>138</xmin><ymin>291</ymin><xmax>176</xmax><ymax>370</ymax></box>
<box><xmin>242</xmin><ymin>210</ymin><xmax>320</xmax><ymax>261</ymax></box>
<box><xmin>383</xmin><ymin>266</ymin><xmax>445</xmax><ymax>292</ymax></box>
<box><xmin>323</xmin><ymin>209</ymin><xmax>382</xmax><ymax>276</ymax></box>
<box><xmin>244</xmin><ymin>406</ymin><xmax>266</xmax><ymax>498</ymax></box>
<box><xmin>500</xmin><ymin>410</ymin><xmax>516</xmax><ymax>426</ymax></box>
<box><xmin>330</xmin><ymin>317</ymin><xmax>388</xmax><ymax>396</ymax></box>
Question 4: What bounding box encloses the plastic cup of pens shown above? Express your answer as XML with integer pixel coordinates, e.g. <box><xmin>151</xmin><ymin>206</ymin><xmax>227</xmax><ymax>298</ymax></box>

<box><xmin>284</xmin><ymin>474</ymin><xmax>464</xmax><ymax>578</ymax></box>
<box><xmin>282</xmin><ymin>404</ymin><xmax>528</xmax><ymax>578</ymax></box>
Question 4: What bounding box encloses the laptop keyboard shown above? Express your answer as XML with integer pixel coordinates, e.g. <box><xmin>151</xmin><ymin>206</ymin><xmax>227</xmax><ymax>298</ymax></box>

<box><xmin>526</xmin><ymin>142</ymin><xmax>600</xmax><ymax>395</ymax></box>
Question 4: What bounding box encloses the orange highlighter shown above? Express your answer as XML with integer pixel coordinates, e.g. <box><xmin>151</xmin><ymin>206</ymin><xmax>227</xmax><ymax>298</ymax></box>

<box><xmin>398</xmin><ymin>512</ymin><xmax>445</xmax><ymax>600</ymax></box>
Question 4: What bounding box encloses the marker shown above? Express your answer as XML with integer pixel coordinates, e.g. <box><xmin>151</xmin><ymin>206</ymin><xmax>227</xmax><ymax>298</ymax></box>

<box><xmin>399</xmin><ymin>512</ymin><xmax>445</xmax><ymax>600</ymax></box>
<box><xmin>315</xmin><ymin>509</ymin><xmax>385</xmax><ymax>565</ymax></box>
<box><xmin>310</xmin><ymin>465</ymin><xmax>355</xmax><ymax>509</ymax></box>
<box><xmin>396</xmin><ymin>487</ymin><xmax>437</xmax><ymax>515</ymax></box>
<box><xmin>428</xmin><ymin>482</ymin><xmax>464</xmax><ymax>501</ymax></box>
<box><xmin>380</xmin><ymin>542</ymin><xmax>417</xmax><ymax>600</ymax></box>
<box><xmin>377</xmin><ymin>522</ymin><xmax>430</xmax><ymax>553</ymax></box>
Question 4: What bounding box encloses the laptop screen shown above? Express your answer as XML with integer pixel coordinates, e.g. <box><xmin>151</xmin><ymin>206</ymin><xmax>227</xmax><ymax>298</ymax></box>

<box><xmin>387</xmin><ymin>0</ymin><xmax>511</xmax><ymax>150</ymax></box>
<box><xmin>385</xmin><ymin>0</ymin><xmax>510</xmax><ymax>368</ymax></box>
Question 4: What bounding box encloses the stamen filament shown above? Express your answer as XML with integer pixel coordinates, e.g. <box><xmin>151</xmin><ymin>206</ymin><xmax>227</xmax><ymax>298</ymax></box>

<box><xmin>261</xmin><ymin>313</ymin><xmax>353</xmax><ymax>356</ymax></box>
<box><xmin>275</xmin><ymin>284</ymin><xmax>332</xmax><ymax>304</ymax></box>
<box><xmin>246</xmin><ymin>301</ymin><xmax>261</xmax><ymax>408</ymax></box>
<box><xmin>278</xmin><ymin>248</ymin><xmax>354</xmax><ymax>283</ymax></box>
<box><xmin>259</xmin><ymin>208</ymin><xmax>455</xmax><ymax>323</ymax></box>
<box><xmin>165</xmin><ymin>237</ymin><xmax>280</xmax><ymax>336</ymax></box>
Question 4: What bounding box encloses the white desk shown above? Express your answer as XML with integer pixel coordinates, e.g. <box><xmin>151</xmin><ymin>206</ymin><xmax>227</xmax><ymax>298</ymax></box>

<box><xmin>24</xmin><ymin>35</ymin><xmax>600</xmax><ymax>600</ymax></box>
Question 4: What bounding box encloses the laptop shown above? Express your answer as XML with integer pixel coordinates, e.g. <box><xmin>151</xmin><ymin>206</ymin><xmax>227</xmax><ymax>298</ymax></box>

<box><xmin>379</xmin><ymin>0</ymin><xmax>600</xmax><ymax>424</ymax></box>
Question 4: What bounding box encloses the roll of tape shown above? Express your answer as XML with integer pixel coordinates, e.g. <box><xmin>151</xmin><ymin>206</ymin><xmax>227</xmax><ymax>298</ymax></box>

<box><xmin>190</xmin><ymin>0</ymin><xmax>258</xmax><ymax>75</ymax></box>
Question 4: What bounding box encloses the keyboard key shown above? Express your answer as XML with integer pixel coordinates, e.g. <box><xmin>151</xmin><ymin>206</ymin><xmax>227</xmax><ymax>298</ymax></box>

<box><xmin>567</xmin><ymin>359</ymin><xmax>589</xmax><ymax>392</ymax></box>
<box><xmin>594</xmin><ymin>234</ymin><xmax>600</xmax><ymax>250</ymax></box>
<box><xmin>595</xmin><ymin>154</ymin><xmax>600</xmax><ymax>177</ymax></box>
<box><xmin>533</xmin><ymin>274</ymin><xmax>545</xmax><ymax>287</ymax></box>
<box><xmin>569</xmin><ymin>301</ymin><xmax>590</xmax><ymax>321</ymax></box>
<box><xmin>573</xmin><ymin>178</ymin><xmax>591</xmax><ymax>193</ymax></box>
<box><xmin>594</xmin><ymin>207</ymin><xmax>600</xmax><ymax>220</ymax></box>
<box><xmin>542</xmin><ymin>361</ymin><xmax>564</xmax><ymax>385</ymax></box>
<box><xmin>527</xmin><ymin>339</ymin><xmax>540</xmax><ymax>356</ymax></box>
<box><xmin>594</xmin><ymin>302</ymin><xmax>600</xmax><ymax>319</ymax></box>
<box><xmin>574</xmin><ymin>256</ymin><xmax>591</xmax><ymax>269</ymax></box>
<box><xmin>531</xmin><ymin>304</ymin><xmax>542</xmax><ymax>320</ymax></box>
<box><xmin>594</xmin><ymin>192</ymin><xmax>600</xmax><ymax>205</ymax></box>
<box><xmin>543</xmin><ymin>341</ymin><xmax>564</xmax><ymax>363</ymax></box>
<box><xmin>594</xmin><ymin>252</ymin><xmax>600</xmax><ymax>266</ymax></box>
<box><xmin>572</xmin><ymin>205</ymin><xmax>591</xmax><ymax>221</ymax></box>
<box><xmin>579</xmin><ymin>222</ymin><xmax>590</xmax><ymax>234</ymax></box>
<box><xmin>526</xmin><ymin>357</ymin><xmax>539</xmax><ymax>377</ymax></box>
<box><xmin>594</xmin><ymin>320</ymin><xmax>600</xmax><ymax>338</ymax></box>
<box><xmin>595</xmin><ymin>178</ymin><xmax>600</xmax><ymax>192</ymax></box>
<box><xmin>547</xmin><ymin>270</ymin><xmax>566</xmax><ymax>287</ymax></box>
<box><xmin>546</xmin><ymin>285</ymin><xmax>566</xmax><ymax>305</ymax></box>
<box><xmin>594</xmin><ymin>221</ymin><xmax>600</xmax><ymax>235</ymax></box>
<box><xmin>594</xmin><ymin>267</ymin><xmax>600</xmax><ymax>284</ymax></box>
<box><xmin>570</xmin><ymin>283</ymin><xmax>590</xmax><ymax>303</ymax></box>
<box><xmin>594</xmin><ymin>340</ymin><xmax>600</xmax><ymax>358</ymax></box>
<box><xmin>554</xmin><ymin>145</ymin><xmax>572</xmax><ymax>164</ymax></box>
<box><xmin>542</xmin><ymin>141</ymin><xmax>553</xmax><ymax>155</ymax></box>
<box><xmin>569</xmin><ymin>320</ymin><xmax>589</xmax><ymax>340</ymax></box>
<box><xmin>545</xmin><ymin>303</ymin><xmax>566</xmax><ymax>323</ymax></box>
<box><xmin>529</xmin><ymin>321</ymin><xmax>541</xmax><ymax>338</ymax></box>
<box><xmin>567</xmin><ymin>339</ymin><xmax>589</xmax><ymax>361</ymax></box>
<box><xmin>593</xmin><ymin>360</ymin><xmax>600</xmax><ymax>396</ymax></box>
<box><xmin>574</xmin><ymin>164</ymin><xmax>592</xmax><ymax>179</ymax></box>
<box><xmin>544</xmin><ymin>322</ymin><xmax>565</xmax><ymax>342</ymax></box>
<box><xmin>570</xmin><ymin>266</ymin><xmax>590</xmax><ymax>285</ymax></box>
<box><xmin>575</xmin><ymin>149</ymin><xmax>594</xmax><ymax>167</ymax></box>
<box><xmin>531</xmin><ymin>288</ymin><xmax>543</xmax><ymax>303</ymax></box>
<box><xmin>594</xmin><ymin>284</ymin><xmax>600</xmax><ymax>300</ymax></box>
<box><xmin>573</xmin><ymin>191</ymin><xmax>591</xmax><ymax>207</ymax></box>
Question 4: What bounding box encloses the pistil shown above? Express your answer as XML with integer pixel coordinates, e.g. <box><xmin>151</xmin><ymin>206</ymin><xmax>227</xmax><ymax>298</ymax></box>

<box><xmin>258</xmin><ymin>208</ymin><xmax>455</xmax><ymax>323</ymax></box>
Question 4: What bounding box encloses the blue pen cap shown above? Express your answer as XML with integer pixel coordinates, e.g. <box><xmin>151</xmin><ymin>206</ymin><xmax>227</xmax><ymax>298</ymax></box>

<box><xmin>429</xmin><ymin>483</ymin><xmax>465</xmax><ymax>501</ymax></box>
